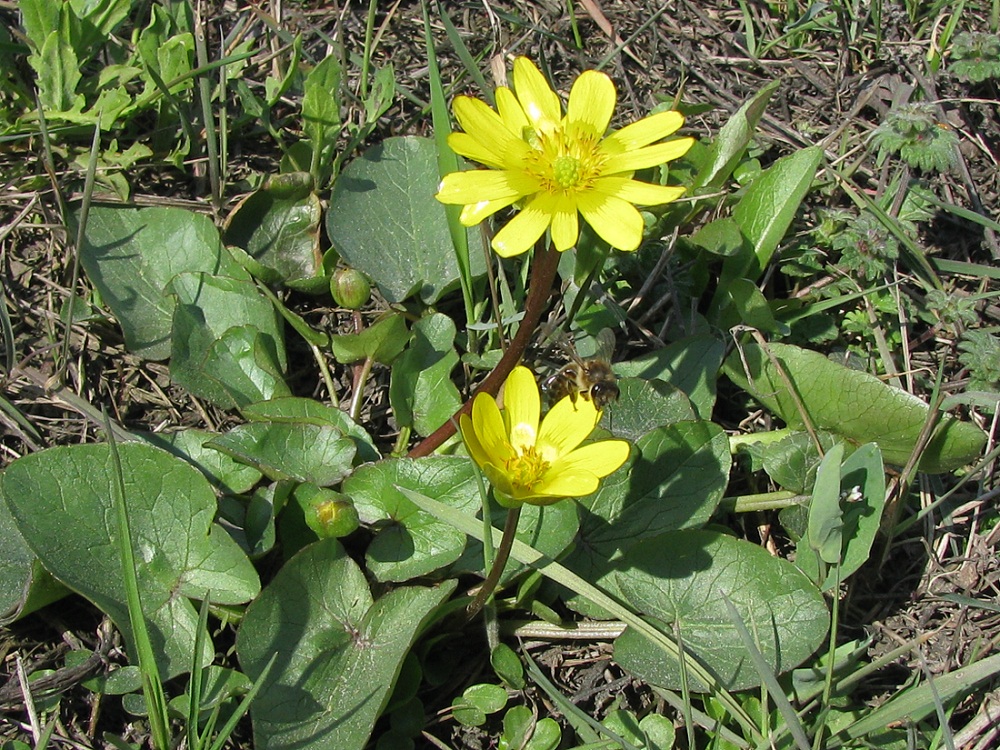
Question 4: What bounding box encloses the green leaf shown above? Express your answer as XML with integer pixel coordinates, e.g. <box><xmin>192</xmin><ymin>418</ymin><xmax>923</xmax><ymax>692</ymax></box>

<box><xmin>724</xmin><ymin>342</ymin><xmax>988</xmax><ymax>472</ymax></box>
<box><xmin>807</xmin><ymin>442</ymin><xmax>847</xmax><ymax>565</ymax></box>
<box><xmin>725</xmin><ymin>146</ymin><xmax>823</xmax><ymax>283</ymax></box>
<box><xmin>0</xmin><ymin>497</ymin><xmax>68</xmax><ymax>624</ymax></box>
<box><xmin>302</xmin><ymin>55</ymin><xmax>343</xmax><ymax>157</ymax></box>
<box><xmin>343</xmin><ymin>457</ymin><xmax>480</xmax><ymax>582</ymax></box>
<box><xmin>599</xmin><ymin>377</ymin><xmax>696</xmax><ymax>442</ymax></box>
<box><xmin>242</xmin><ymin>397</ymin><xmax>379</xmax><ymax>463</ymax></box>
<box><xmin>639</xmin><ymin>714</ymin><xmax>676</xmax><ymax>750</ymax></box>
<box><xmin>34</xmin><ymin>26</ymin><xmax>81</xmax><ymax>111</ymax></box>
<box><xmin>613</xmin><ymin>530</ymin><xmax>828</xmax><ymax>691</ymax></box>
<box><xmin>693</xmin><ymin>80</ymin><xmax>780</xmax><ymax>191</ymax></box>
<box><xmin>614</xmin><ymin>334</ymin><xmax>725</xmax><ymax>419</ymax></box>
<box><xmin>235</xmin><ymin>538</ymin><xmax>454</xmax><ymax>750</ymax></box>
<box><xmin>389</xmin><ymin>313</ymin><xmax>462</xmax><ymax>437</ymax></box>
<box><xmin>206</xmin><ymin>422</ymin><xmax>355</xmax><ymax>487</ymax></box>
<box><xmin>491</xmin><ymin>643</ymin><xmax>525</xmax><ymax>690</ymax></box>
<box><xmin>568</xmin><ymin>422</ymin><xmax>730</xmax><ymax>581</ymax></box>
<box><xmin>796</xmin><ymin>443</ymin><xmax>886</xmax><ymax>590</ymax></box>
<box><xmin>223</xmin><ymin>173</ymin><xmax>326</xmax><ymax>292</ymax></box>
<box><xmin>133</xmin><ymin>428</ymin><xmax>263</xmax><ymax>494</ymax></box>
<box><xmin>327</xmin><ymin>136</ymin><xmax>486</xmax><ymax>304</ymax></box>
<box><xmin>169</xmin><ymin>272</ymin><xmax>288</xmax><ymax>408</ymax></box>
<box><xmin>330</xmin><ymin>313</ymin><xmax>409</xmax><ymax>365</ymax></box>
<box><xmin>78</xmin><ymin>206</ymin><xmax>248</xmax><ymax>360</ymax></box>
<box><xmin>1</xmin><ymin>443</ymin><xmax>260</xmax><ymax>678</ymax></box>
<box><xmin>688</xmin><ymin>217</ymin><xmax>745</xmax><ymax>257</ymax></box>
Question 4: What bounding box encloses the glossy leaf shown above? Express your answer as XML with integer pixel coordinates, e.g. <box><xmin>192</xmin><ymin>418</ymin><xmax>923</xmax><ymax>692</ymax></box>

<box><xmin>169</xmin><ymin>272</ymin><xmax>288</xmax><ymax>407</ymax></box>
<box><xmin>327</xmin><ymin>136</ymin><xmax>486</xmax><ymax>304</ymax></box>
<box><xmin>389</xmin><ymin>313</ymin><xmax>462</xmax><ymax>437</ymax></box>
<box><xmin>236</xmin><ymin>538</ymin><xmax>453</xmax><ymax>750</ymax></box>
<box><xmin>1</xmin><ymin>443</ymin><xmax>260</xmax><ymax>678</ymax></box>
<box><xmin>613</xmin><ymin>530</ymin><xmax>828</xmax><ymax>691</ymax></box>
<box><xmin>223</xmin><ymin>173</ymin><xmax>326</xmax><ymax>292</ymax></box>
<box><xmin>77</xmin><ymin>206</ymin><xmax>248</xmax><ymax>360</ymax></box>
<box><xmin>343</xmin><ymin>457</ymin><xmax>480</xmax><ymax>582</ymax></box>
<box><xmin>725</xmin><ymin>342</ymin><xmax>988</xmax><ymax>472</ymax></box>
<box><xmin>206</xmin><ymin>422</ymin><xmax>355</xmax><ymax>487</ymax></box>
<box><xmin>614</xmin><ymin>334</ymin><xmax>725</xmax><ymax>419</ymax></box>
<box><xmin>242</xmin><ymin>397</ymin><xmax>379</xmax><ymax>463</ymax></box>
<box><xmin>330</xmin><ymin>313</ymin><xmax>409</xmax><ymax>365</ymax></box>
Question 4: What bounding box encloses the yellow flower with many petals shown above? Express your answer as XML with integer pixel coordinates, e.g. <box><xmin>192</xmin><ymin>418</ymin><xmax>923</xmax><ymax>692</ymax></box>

<box><xmin>460</xmin><ymin>366</ymin><xmax>630</xmax><ymax>507</ymax></box>
<box><xmin>436</xmin><ymin>57</ymin><xmax>695</xmax><ymax>258</ymax></box>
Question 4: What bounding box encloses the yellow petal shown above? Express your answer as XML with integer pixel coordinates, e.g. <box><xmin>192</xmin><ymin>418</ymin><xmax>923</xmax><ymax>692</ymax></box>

<box><xmin>602</xmin><ymin>138</ymin><xmax>695</xmax><ymax>174</ymax></box>
<box><xmin>448</xmin><ymin>132</ymin><xmax>508</xmax><ymax>169</ymax></box>
<box><xmin>436</xmin><ymin>169</ymin><xmax>536</xmax><ymax>205</ymax></box>
<box><xmin>549</xmin><ymin>195</ymin><xmax>580</xmax><ymax>251</ymax></box>
<box><xmin>496</xmin><ymin>86</ymin><xmax>530</xmax><ymax>136</ymax></box>
<box><xmin>513</xmin><ymin>57</ymin><xmax>561</xmax><ymax>129</ymax></box>
<box><xmin>529</xmin><ymin>469</ymin><xmax>600</xmax><ymax>500</ymax></box>
<box><xmin>459</xmin><ymin>196</ymin><xmax>520</xmax><ymax>226</ymax></box>
<box><xmin>576</xmin><ymin>191</ymin><xmax>645</xmax><ymax>250</ymax></box>
<box><xmin>491</xmin><ymin>196</ymin><xmax>552</xmax><ymax>257</ymax></box>
<box><xmin>453</xmin><ymin>96</ymin><xmax>525</xmax><ymax>159</ymax></box>
<box><xmin>503</xmin><ymin>366</ymin><xmax>540</xmax><ymax>449</ymax></box>
<box><xmin>459</xmin><ymin>413</ymin><xmax>491</xmax><ymax>468</ymax></box>
<box><xmin>593</xmin><ymin>176</ymin><xmax>687</xmax><ymax>206</ymax></box>
<box><xmin>471</xmin><ymin>392</ymin><xmax>514</xmax><ymax>465</ymax></box>
<box><xmin>537</xmin><ymin>395</ymin><xmax>601</xmax><ymax>459</ymax></box>
<box><xmin>551</xmin><ymin>440</ymin><xmax>631</xmax><ymax>480</ymax></box>
<box><xmin>602</xmin><ymin>110</ymin><xmax>685</xmax><ymax>153</ymax></box>
<box><xmin>566</xmin><ymin>70</ymin><xmax>615</xmax><ymax>137</ymax></box>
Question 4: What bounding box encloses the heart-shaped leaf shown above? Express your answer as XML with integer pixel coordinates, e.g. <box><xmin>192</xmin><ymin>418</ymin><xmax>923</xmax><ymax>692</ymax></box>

<box><xmin>241</xmin><ymin>397</ymin><xmax>379</xmax><ymax>463</ymax></box>
<box><xmin>389</xmin><ymin>313</ymin><xmax>462</xmax><ymax>437</ymax></box>
<box><xmin>327</xmin><ymin>136</ymin><xmax>486</xmax><ymax>304</ymax></box>
<box><xmin>1</xmin><ymin>443</ymin><xmax>260</xmax><ymax>677</ymax></box>
<box><xmin>235</xmin><ymin>538</ymin><xmax>454</xmax><ymax>750</ymax></box>
<box><xmin>206</xmin><ymin>422</ymin><xmax>355</xmax><ymax>487</ymax></box>
<box><xmin>343</xmin><ymin>457</ymin><xmax>479</xmax><ymax>582</ymax></box>
<box><xmin>613</xmin><ymin>530</ymin><xmax>828</xmax><ymax>691</ymax></box>
<box><xmin>599</xmin><ymin>377</ymin><xmax>696</xmax><ymax>442</ymax></box>
<box><xmin>169</xmin><ymin>272</ymin><xmax>288</xmax><ymax>408</ymax></box>
<box><xmin>615</xmin><ymin>334</ymin><xmax>725</xmax><ymax>420</ymax></box>
<box><xmin>77</xmin><ymin>206</ymin><xmax>248</xmax><ymax>360</ymax></box>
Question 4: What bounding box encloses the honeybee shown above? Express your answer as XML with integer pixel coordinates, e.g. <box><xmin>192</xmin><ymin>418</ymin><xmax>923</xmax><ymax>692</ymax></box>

<box><xmin>542</xmin><ymin>329</ymin><xmax>619</xmax><ymax>410</ymax></box>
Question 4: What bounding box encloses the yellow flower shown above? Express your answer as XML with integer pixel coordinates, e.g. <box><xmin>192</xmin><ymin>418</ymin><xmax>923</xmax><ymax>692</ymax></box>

<box><xmin>460</xmin><ymin>366</ymin><xmax>630</xmax><ymax>507</ymax></box>
<box><xmin>436</xmin><ymin>57</ymin><xmax>695</xmax><ymax>258</ymax></box>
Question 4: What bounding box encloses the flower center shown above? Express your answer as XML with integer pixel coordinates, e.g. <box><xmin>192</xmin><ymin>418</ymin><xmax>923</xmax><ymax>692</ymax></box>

<box><xmin>553</xmin><ymin>155</ymin><xmax>581</xmax><ymax>189</ymax></box>
<box><xmin>505</xmin><ymin>445</ymin><xmax>551</xmax><ymax>492</ymax></box>
<box><xmin>523</xmin><ymin>125</ymin><xmax>605</xmax><ymax>195</ymax></box>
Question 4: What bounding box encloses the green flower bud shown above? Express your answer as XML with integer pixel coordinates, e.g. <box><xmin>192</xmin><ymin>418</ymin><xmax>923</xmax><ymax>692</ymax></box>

<box><xmin>296</xmin><ymin>485</ymin><xmax>360</xmax><ymax>539</ymax></box>
<box><xmin>331</xmin><ymin>268</ymin><xmax>371</xmax><ymax>309</ymax></box>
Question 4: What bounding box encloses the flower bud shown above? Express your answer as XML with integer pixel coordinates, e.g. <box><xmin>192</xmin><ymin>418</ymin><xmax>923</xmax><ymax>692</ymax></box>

<box><xmin>296</xmin><ymin>485</ymin><xmax>360</xmax><ymax>538</ymax></box>
<box><xmin>330</xmin><ymin>268</ymin><xmax>371</xmax><ymax>309</ymax></box>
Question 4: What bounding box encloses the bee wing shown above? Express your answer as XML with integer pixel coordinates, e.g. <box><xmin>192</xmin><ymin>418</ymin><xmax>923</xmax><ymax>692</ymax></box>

<box><xmin>593</xmin><ymin>328</ymin><xmax>617</xmax><ymax>362</ymax></box>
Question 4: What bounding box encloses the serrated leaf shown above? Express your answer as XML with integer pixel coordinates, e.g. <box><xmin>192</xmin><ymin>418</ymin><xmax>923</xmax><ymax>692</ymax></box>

<box><xmin>236</xmin><ymin>538</ymin><xmax>454</xmax><ymax>750</ymax></box>
<box><xmin>613</xmin><ymin>530</ymin><xmax>828</xmax><ymax>691</ymax></box>
<box><xmin>724</xmin><ymin>342</ymin><xmax>988</xmax><ymax>472</ymax></box>
<box><xmin>327</xmin><ymin>136</ymin><xmax>486</xmax><ymax>304</ymax></box>
<box><xmin>77</xmin><ymin>206</ymin><xmax>248</xmax><ymax>360</ymax></box>
<box><xmin>1</xmin><ymin>443</ymin><xmax>260</xmax><ymax>677</ymax></box>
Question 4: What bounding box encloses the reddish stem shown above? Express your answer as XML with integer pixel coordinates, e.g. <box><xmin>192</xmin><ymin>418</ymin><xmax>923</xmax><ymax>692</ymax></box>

<box><xmin>407</xmin><ymin>245</ymin><xmax>561</xmax><ymax>458</ymax></box>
